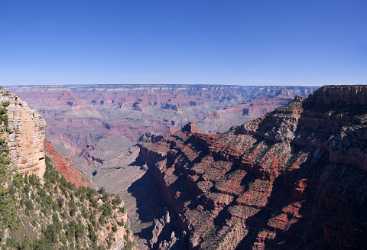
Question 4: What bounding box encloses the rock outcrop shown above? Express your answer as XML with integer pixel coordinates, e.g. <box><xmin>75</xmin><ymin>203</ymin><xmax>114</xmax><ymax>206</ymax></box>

<box><xmin>0</xmin><ymin>88</ymin><xmax>134</xmax><ymax>250</ymax></box>
<box><xmin>0</xmin><ymin>89</ymin><xmax>46</xmax><ymax>179</ymax></box>
<box><xmin>137</xmin><ymin>85</ymin><xmax>367</xmax><ymax>249</ymax></box>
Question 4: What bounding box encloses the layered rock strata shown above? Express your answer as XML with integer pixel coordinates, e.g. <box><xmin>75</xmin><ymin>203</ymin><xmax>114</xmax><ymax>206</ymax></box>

<box><xmin>137</xmin><ymin>85</ymin><xmax>367</xmax><ymax>249</ymax></box>
<box><xmin>0</xmin><ymin>89</ymin><xmax>46</xmax><ymax>179</ymax></box>
<box><xmin>45</xmin><ymin>140</ymin><xmax>92</xmax><ymax>188</ymax></box>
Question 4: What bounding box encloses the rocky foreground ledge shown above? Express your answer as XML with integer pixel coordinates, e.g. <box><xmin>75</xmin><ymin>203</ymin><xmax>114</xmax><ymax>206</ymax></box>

<box><xmin>137</xmin><ymin>85</ymin><xmax>367</xmax><ymax>250</ymax></box>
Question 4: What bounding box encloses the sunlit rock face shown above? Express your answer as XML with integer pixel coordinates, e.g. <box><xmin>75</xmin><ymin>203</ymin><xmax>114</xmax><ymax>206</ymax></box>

<box><xmin>0</xmin><ymin>89</ymin><xmax>46</xmax><ymax>179</ymax></box>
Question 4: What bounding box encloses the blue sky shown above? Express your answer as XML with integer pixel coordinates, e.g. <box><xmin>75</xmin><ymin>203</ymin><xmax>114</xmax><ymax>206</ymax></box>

<box><xmin>0</xmin><ymin>0</ymin><xmax>366</xmax><ymax>85</ymax></box>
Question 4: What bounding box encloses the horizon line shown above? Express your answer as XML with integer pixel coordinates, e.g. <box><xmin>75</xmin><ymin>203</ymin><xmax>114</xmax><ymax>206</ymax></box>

<box><xmin>3</xmin><ymin>82</ymin><xmax>367</xmax><ymax>88</ymax></box>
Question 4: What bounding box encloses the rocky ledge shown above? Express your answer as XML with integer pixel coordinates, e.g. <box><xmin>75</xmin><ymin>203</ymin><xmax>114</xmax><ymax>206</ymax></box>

<box><xmin>137</xmin><ymin>85</ymin><xmax>367</xmax><ymax>249</ymax></box>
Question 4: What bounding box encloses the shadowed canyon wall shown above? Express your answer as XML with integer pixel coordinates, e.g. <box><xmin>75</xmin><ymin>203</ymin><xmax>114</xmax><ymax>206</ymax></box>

<box><xmin>137</xmin><ymin>85</ymin><xmax>367</xmax><ymax>250</ymax></box>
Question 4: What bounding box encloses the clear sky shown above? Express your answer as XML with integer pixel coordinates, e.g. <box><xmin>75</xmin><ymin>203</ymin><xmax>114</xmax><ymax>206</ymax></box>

<box><xmin>0</xmin><ymin>0</ymin><xmax>366</xmax><ymax>85</ymax></box>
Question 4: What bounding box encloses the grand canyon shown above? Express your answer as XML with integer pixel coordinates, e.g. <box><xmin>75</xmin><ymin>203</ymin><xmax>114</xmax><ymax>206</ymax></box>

<box><xmin>2</xmin><ymin>84</ymin><xmax>367</xmax><ymax>249</ymax></box>
<box><xmin>2</xmin><ymin>1</ymin><xmax>365</xmax><ymax>248</ymax></box>
<box><xmin>11</xmin><ymin>84</ymin><xmax>317</xmax><ymax>248</ymax></box>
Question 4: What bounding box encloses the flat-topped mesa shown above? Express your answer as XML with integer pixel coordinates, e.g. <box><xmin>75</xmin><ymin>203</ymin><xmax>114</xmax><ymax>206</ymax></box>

<box><xmin>0</xmin><ymin>89</ymin><xmax>46</xmax><ymax>179</ymax></box>
<box><xmin>304</xmin><ymin>85</ymin><xmax>367</xmax><ymax>110</ymax></box>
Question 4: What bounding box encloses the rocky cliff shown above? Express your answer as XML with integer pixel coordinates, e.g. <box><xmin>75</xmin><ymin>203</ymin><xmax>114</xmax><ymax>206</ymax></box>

<box><xmin>0</xmin><ymin>89</ymin><xmax>46</xmax><ymax>179</ymax></box>
<box><xmin>137</xmin><ymin>85</ymin><xmax>367</xmax><ymax>249</ymax></box>
<box><xmin>0</xmin><ymin>88</ymin><xmax>134</xmax><ymax>249</ymax></box>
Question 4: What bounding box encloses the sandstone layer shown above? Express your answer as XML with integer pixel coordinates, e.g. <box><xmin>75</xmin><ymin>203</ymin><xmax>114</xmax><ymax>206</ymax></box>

<box><xmin>0</xmin><ymin>88</ymin><xmax>46</xmax><ymax>179</ymax></box>
<box><xmin>137</xmin><ymin>85</ymin><xmax>367</xmax><ymax>249</ymax></box>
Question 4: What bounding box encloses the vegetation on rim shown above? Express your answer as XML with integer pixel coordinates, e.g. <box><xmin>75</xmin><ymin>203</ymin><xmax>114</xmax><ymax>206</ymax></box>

<box><xmin>0</xmin><ymin>101</ymin><xmax>134</xmax><ymax>249</ymax></box>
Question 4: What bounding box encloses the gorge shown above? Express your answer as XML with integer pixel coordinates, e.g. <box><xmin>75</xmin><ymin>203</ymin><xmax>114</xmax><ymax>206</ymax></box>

<box><xmin>11</xmin><ymin>84</ymin><xmax>316</xmax><ymax>248</ymax></box>
<box><xmin>5</xmin><ymin>84</ymin><xmax>367</xmax><ymax>250</ymax></box>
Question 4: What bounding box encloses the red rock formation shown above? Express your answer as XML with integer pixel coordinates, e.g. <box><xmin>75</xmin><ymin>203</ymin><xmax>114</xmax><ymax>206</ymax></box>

<box><xmin>45</xmin><ymin>141</ymin><xmax>92</xmax><ymax>188</ymax></box>
<box><xmin>10</xmin><ymin>85</ymin><xmax>316</xmax><ymax>247</ymax></box>
<box><xmin>10</xmin><ymin>85</ymin><xmax>315</xmax><ymax>175</ymax></box>
<box><xmin>137</xmin><ymin>85</ymin><xmax>367</xmax><ymax>249</ymax></box>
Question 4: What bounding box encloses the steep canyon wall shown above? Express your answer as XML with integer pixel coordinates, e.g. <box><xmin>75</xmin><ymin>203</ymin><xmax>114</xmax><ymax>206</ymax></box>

<box><xmin>0</xmin><ymin>88</ymin><xmax>46</xmax><ymax>179</ymax></box>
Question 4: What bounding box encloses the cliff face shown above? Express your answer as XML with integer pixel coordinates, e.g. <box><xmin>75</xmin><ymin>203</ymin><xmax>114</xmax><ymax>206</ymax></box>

<box><xmin>0</xmin><ymin>89</ymin><xmax>46</xmax><ymax>179</ymax></box>
<box><xmin>137</xmin><ymin>85</ymin><xmax>367</xmax><ymax>249</ymax></box>
<box><xmin>0</xmin><ymin>89</ymin><xmax>134</xmax><ymax>250</ymax></box>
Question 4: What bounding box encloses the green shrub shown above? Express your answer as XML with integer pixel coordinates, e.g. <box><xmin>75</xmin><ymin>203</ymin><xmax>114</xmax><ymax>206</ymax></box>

<box><xmin>44</xmin><ymin>224</ymin><xmax>58</xmax><ymax>243</ymax></box>
<box><xmin>101</xmin><ymin>203</ymin><xmax>112</xmax><ymax>217</ymax></box>
<box><xmin>0</xmin><ymin>138</ymin><xmax>133</xmax><ymax>249</ymax></box>
<box><xmin>24</xmin><ymin>199</ymin><xmax>33</xmax><ymax>210</ymax></box>
<box><xmin>119</xmin><ymin>206</ymin><xmax>126</xmax><ymax>213</ymax></box>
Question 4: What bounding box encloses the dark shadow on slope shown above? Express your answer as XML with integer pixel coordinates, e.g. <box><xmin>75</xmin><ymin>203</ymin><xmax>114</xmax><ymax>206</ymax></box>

<box><xmin>234</xmin><ymin>156</ymin><xmax>319</xmax><ymax>250</ymax></box>
<box><xmin>128</xmin><ymin>170</ymin><xmax>166</xmax><ymax>240</ymax></box>
<box><xmin>128</xmin><ymin>167</ymin><xmax>190</xmax><ymax>249</ymax></box>
<box><xmin>235</xmin><ymin>102</ymin><xmax>333</xmax><ymax>250</ymax></box>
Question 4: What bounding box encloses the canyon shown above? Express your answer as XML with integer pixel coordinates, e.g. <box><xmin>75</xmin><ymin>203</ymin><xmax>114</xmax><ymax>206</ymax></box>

<box><xmin>11</xmin><ymin>85</ymin><xmax>316</xmax><ymax>177</ymax></box>
<box><xmin>11</xmin><ymin>84</ymin><xmax>316</xmax><ymax>248</ymax></box>
<box><xmin>138</xmin><ymin>85</ymin><xmax>367</xmax><ymax>249</ymax></box>
<box><xmin>6</xmin><ymin>84</ymin><xmax>367</xmax><ymax>249</ymax></box>
<box><xmin>0</xmin><ymin>88</ymin><xmax>133</xmax><ymax>249</ymax></box>
<box><xmin>2</xmin><ymin>1</ymin><xmax>365</xmax><ymax>248</ymax></box>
